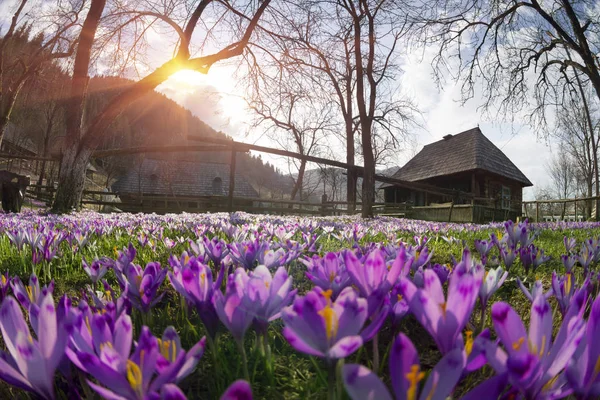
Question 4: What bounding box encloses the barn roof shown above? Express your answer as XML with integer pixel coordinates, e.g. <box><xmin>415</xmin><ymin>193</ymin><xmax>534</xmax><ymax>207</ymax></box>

<box><xmin>111</xmin><ymin>158</ymin><xmax>258</xmax><ymax>198</ymax></box>
<box><xmin>390</xmin><ymin>127</ymin><xmax>532</xmax><ymax>187</ymax></box>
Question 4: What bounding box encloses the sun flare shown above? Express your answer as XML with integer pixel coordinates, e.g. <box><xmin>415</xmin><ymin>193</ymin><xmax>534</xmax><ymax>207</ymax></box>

<box><xmin>163</xmin><ymin>68</ymin><xmax>248</xmax><ymax>126</ymax></box>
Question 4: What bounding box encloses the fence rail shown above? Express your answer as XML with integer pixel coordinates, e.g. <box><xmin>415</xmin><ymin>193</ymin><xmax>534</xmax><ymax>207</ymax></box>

<box><xmin>24</xmin><ymin>184</ymin><xmax>411</xmax><ymax>217</ymax></box>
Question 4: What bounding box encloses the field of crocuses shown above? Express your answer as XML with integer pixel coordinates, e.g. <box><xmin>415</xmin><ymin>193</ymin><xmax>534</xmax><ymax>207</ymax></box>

<box><xmin>1</xmin><ymin>211</ymin><xmax>600</xmax><ymax>399</ymax></box>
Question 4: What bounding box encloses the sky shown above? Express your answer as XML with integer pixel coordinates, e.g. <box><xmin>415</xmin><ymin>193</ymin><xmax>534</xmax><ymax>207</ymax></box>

<box><xmin>155</xmin><ymin>54</ymin><xmax>555</xmax><ymax>202</ymax></box>
<box><xmin>1</xmin><ymin>0</ymin><xmax>559</xmax><ymax>201</ymax></box>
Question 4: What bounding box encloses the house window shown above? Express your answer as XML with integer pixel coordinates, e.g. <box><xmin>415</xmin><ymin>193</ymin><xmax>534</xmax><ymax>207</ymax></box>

<box><xmin>501</xmin><ymin>186</ymin><xmax>511</xmax><ymax>210</ymax></box>
<box><xmin>212</xmin><ymin>177</ymin><xmax>223</xmax><ymax>195</ymax></box>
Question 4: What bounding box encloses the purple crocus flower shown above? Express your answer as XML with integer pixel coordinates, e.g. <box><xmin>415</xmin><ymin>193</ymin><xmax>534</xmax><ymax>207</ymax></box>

<box><xmin>228</xmin><ymin>240</ymin><xmax>268</xmax><ymax>270</ymax></box>
<box><xmin>256</xmin><ymin>248</ymin><xmax>287</xmax><ymax>269</ymax></box>
<box><xmin>114</xmin><ymin>242</ymin><xmax>137</xmax><ymax>271</ymax></box>
<box><xmin>400</xmin><ymin>267</ymin><xmax>481</xmax><ymax>354</ymax></box>
<box><xmin>479</xmin><ymin>266</ymin><xmax>508</xmax><ymax>310</ymax></box>
<box><xmin>168</xmin><ymin>254</ymin><xmax>224</xmax><ymax>339</ymax></box>
<box><xmin>212</xmin><ymin>270</ymin><xmax>255</xmax><ymax>343</ymax></box>
<box><xmin>302</xmin><ymin>252</ymin><xmax>351</xmax><ymax>298</ymax></box>
<box><xmin>115</xmin><ymin>262</ymin><xmax>167</xmax><ymax>313</ymax></box>
<box><xmin>474</xmin><ymin>239</ymin><xmax>494</xmax><ymax>264</ymax></box>
<box><xmin>516</xmin><ymin>278</ymin><xmax>552</xmax><ymax>303</ymax></box>
<box><xmin>488</xmin><ymin>294</ymin><xmax>586</xmax><ymax>398</ymax></box>
<box><xmin>564</xmin><ymin>237</ymin><xmax>577</xmax><ymax>254</ymax></box>
<box><xmin>342</xmin><ymin>333</ymin><xmax>465</xmax><ymax>400</ymax></box>
<box><xmin>282</xmin><ymin>287</ymin><xmax>369</xmax><ymax>360</ymax></box>
<box><xmin>243</xmin><ymin>265</ymin><xmax>296</xmax><ymax>335</ymax></box>
<box><xmin>344</xmin><ymin>248</ymin><xmax>409</xmax><ymax>314</ymax></box>
<box><xmin>578</xmin><ymin>243</ymin><xmax>595</xmax><ymax>274</ymax></box>
<box><xmin>69</xmin><ymin>325</ymin><xmax>204</xmax><ymax>400</ymax></box>
<box><xmin>82</xmin><ymin>257</ymin><xmax>110</xmax><ymax>285</ymax></box>
<box><xmin>202</xmin><ymin>236</ymin><xmax>230</xmax><ymax>267</ymax></box>
<box><xmin>566</xmin><ymin>294</ymin><xmax>600</xmax><ymax>398</ymax></box>
<box><xmin>499</xmin><ymin>244</ymin><xmax>517</xmax><ymax>270</ymax></box>
<box><xmin>561</xmin><ymin>254</ymin><xmax>577</xmax><ymax>274</ymax></box>
<box><xmin>431</xmin><ymin>264</ymin><xmax>451</xmax><ymax>285</ymax></box>
<box><xmin>0</xmin><ymin>293</ymin><xmax>70</xmax><ymax>399</ymax></box>
<box><xmin>551</xmin><ymin>271</ymin><xmax>587</xmax><ymax>317</ymax></box>
<box><xmin>10</xmin><ymin>274</ymin><xmax>54</xmax><ymax>310</ymax></box>
<box><xmin>221</xmin><ymin>380</ymin><xmax>253</xmax><ymax>400</ymax></box>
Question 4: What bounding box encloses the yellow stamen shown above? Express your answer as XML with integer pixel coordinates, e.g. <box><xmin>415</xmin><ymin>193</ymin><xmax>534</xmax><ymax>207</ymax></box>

<box><xmin>1</xmin><ymin>275</ymin><xmax>6</xmax><ymax>285</ymax></box>
<box><xmin>184</xmin><ymin>255</ymin><xmax>190</xmax><ymax>265</ymax></box>
<box><xmin>329</xmin><ymin>272</ymin><xmax>335</xmax><ymax>283</ymax></box>
<box><xmin>113</xmin><ymin>246</ymin><xmax>118</xmax><ymax>256</ymax></box>
<box><xmin>26</xmin><ymin>286</ymin><xmax>34</xmax><ymax>302</ymax></box>
<box><xmin>105</xmin><ymin>290</ymin><xmax>112</xmax><ymax>302</ymax></box>
<box><xmin>565</xmin><ymin>273</ymin><xmax>572</xmax><ymax>295</ymax></box>
<box><xmin>318</xmin><ymin>294</ymin><xmax>338</xmax><ymax>342</ymax></box>
<box><xmin>85</xmin><ymin>317</ymin><xmax>92</xmax><ymax>335</ymax></box>
<box><xmin>542</xmin><ymin>375</ymin><xmax>559</xmax><ymax>392</ymax></box>
<box><xmin>439</xmin><ymin>302</ymin><xmax>447</xmax><ymax>318</ymax></box>
<box><xmin>200</xmin><ymin>273</ymin><xmax>206</xmax><ymax>286</ymax></box>
<box><xmin>100</xmin><ymin>342</ymin><xmax>113</xmax><ymax>352</ymax></box>
<box><xmin>512</xmin><ymin>337</ymin><xmax>525</xmax><ymax>351</ymax></box>
<box><xmin>397</xmin><ymin>294</ymin><xmax>403</xmax><ymax>302</ymax></box>
<box><xmin>405</xmin><ymin>364</ymin><xmax>425</xmax><ymax>400</ymax></box>
<box><xmin>265</xmin><ymin>281</ymin><xmax>270</xmax><ymax>289</ymax></box>
<box><xmin>126</xmin><ymin>359</ymin><xmax>143</xmax><ymax>396</ymax></box>
<box><xmin>465</xmin><ymin>331</ymin><xmax>473</xmax><ymax>356</ymax></box>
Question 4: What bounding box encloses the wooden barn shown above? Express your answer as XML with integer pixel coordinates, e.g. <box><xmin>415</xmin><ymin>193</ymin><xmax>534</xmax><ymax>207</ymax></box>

<box><xmin>111</xmin><ymin>158</ymin><xmax>258</xmax><ymax>213</ymax></box>
<box><xmin>382</xmin><ymin>127</ymin><xmax>533</xmax><ymax>223</ymax></box>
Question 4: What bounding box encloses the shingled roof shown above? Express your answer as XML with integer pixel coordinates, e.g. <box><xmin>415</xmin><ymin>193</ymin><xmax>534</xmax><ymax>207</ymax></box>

<box><xmin>391</xmin><ymin>127</ymin><xmax>532</xmax><ymax>186</ymax></box>
<box><xmin>112</xmin><ymin>159</ymin><xmax>258</xmax><ymax>197</ymax></box>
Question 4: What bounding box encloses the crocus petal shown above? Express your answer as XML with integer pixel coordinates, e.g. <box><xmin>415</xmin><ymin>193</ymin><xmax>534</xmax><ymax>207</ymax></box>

<box><xmin>342</xmin><ymin>364</ymin><xmax>393</xmax><ymax>400</ymax></box>
<box><xmin>281</xmin><ymin>327</ymin><xmax>325</xmax><ymax>358</ymax></box>
<box><xmin>161</xmin><ymin>384</ymin><xmax>187</xmax><ymax>400</ymax></box>
<box><xmin>220</xmin><ymin>380</ymin><xmax>253</xmax><ymax>400</ymax></box>
<box><xmin>0</xmin><ymin>351</ymin><xmax>32</xmax><ymax>392</ymax></box>
<box><xmin>461</xmin><ymin>374</ymin><xmax>508</xmax><ymax>400</ymax></box>
<box><xmin>491</xmin><ymin>302</ymin><xmax>528</xmax><ymax>356</ymax></box>
<box><xmin>419</xmin><ymin>347</ymin><xmax>465</xmax><ymax>400</ymax></box>
<box><xmin>87</xmin><ymin>380</ymin><xmax>128</xmax><ymax>400</ymax></box>
<box><xmin>528</xmin><ymin>296</ymin><xmax>553</xmax><ymax>358</ymax></box>
<box><xmin>327</xmin><ymin>335</ymin><xmax>363</xmax><ymax>359</ymax></box>
<box><xmin>390</xmin><ymin>333</ymin><xmax>419</xmax><ymax>400</ymax></box>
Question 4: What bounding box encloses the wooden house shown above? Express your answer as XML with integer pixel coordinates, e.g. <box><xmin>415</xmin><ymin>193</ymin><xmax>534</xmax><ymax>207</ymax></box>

<box><xmin>382</xmin><ymin>127</ymin><xmax>532</xmax><ymax>223</ymax></box>
<box><xmin>111</xmin><ymin>158</ymin><xmax>258</xmax><ymax>213</ymax></box>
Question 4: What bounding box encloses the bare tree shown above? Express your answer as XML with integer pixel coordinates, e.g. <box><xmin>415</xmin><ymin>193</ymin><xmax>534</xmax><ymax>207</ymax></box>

<box><xmin>0</xmin><ymin>0</ymin><xmax>80</xmax><ymax>147</ymax></box>
<box><xmin>547</xmin><ymin>151</ymin><xmax>577</xmax><ymax>219</ymax></box>
<box><xmin>421</xmin><ymin>0</ymin><xmax>600</xmax><ymax>128</ymax></box>
<box><xmin>51</xmin><ymin>0</ymin><xmax>272</xmax><ymax>212</ymax></box>
<box><xmin>242</xmin><ymin>0</ymin><xmax>417</xmax><ymax>217</ymax></box>
<box><xmin>554</xmin><ymin>90</ymin><xmax>599</xmax><ymax>218</ymax></box>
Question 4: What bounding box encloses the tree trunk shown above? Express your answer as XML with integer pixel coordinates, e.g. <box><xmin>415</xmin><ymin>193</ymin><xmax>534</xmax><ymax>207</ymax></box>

<box><xmin>52</xmin><ymin>146</ymin><xmax>91</xmax><ymax>212</ymax></box>
<box><xmin>361</xmin><ymin>127</ymin><xmax>375</xmax><ymax>218</ymax></box>
<box><xmin>290</xmin><ymin>159</ymin><xmax>306</xmax><ymax>201</ymax></box>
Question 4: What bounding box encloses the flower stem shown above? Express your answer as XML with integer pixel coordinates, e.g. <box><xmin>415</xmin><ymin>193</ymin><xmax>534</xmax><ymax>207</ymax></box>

<box><xmin>372</xmin><ymin>333</ymin><xmax>379</xmax><ymax>372</ymax></box>
<box><xmin>328</xmin><ymin>360</ymin><xmax>336</xmax><ymax>400</ymax></box>
<box><xmin>480</xmin><ymin>304</ymin><xmax>487</xmax><ymax>333</ymax></box>
<box><xmin>238</xmin><ymin>338</ymin><xmax>250</xmax><ymax>381</ymax></box>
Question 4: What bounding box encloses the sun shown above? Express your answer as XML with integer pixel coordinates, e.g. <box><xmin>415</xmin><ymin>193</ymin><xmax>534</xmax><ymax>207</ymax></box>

<box><xmin>163</xmin><ymin>68</ymin><xmax>248</xmax><ymax>125</ymax></box>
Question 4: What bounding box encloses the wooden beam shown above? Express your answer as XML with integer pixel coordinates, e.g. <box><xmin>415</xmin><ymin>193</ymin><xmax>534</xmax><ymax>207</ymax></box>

<box><xmin>91</xmin><ymin>145</ymin><xmax>234</xmax><ymax>158</ymax></box>
<box><xmin>188</xmin><ymin>135</ymin><xmax>478</xmax><ymax>200</ymax></box>
<box><xmin>0</xmin><ymin>153</ymin><xmax>58</xmax><ymax>162</ymax></box>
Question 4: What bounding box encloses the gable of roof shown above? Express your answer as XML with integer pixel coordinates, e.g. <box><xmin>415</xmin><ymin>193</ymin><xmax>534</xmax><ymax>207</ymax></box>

<box><xmin>111</xmin><ymin>159</ymin><xmax>258</xmax><ymax>198</ymax></box>
<box><xmin>391</xmin><ymin>127</ymin><xmax>532</xmax><ymax>186</ymax></box>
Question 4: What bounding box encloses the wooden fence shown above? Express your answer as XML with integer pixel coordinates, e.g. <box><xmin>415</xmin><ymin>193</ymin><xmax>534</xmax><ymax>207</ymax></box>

<box><xmin>24</xmin><ymin>184</ymin><xmax>411</xmax><ymax>217</ymax></box>
<box><xmin>522</xmin><ymin>196</ymin><xmax>600</xmax><ymax>222</ymax></box>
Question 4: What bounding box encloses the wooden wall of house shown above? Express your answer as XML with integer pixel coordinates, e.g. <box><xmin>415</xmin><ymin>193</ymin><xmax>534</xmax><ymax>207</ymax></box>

<box><xmin>481</xmin><ymin>174</ymin><xmax>523</xmax><ymax>213</ymax></box>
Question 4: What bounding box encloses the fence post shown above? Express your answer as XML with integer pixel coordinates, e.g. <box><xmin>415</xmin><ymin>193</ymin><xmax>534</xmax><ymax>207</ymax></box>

<box><xmin>228</xmin><ymin>149</ymin><xmax>236</xmax><ymax>213</ymax></box>
<box><xmin>575</xmin><ymin>200</ymin><xmax>578</xmax><ymax>221</ymax></box>
<box><xmin>536</xmin><ymin>201</ymin><xmax>539</xmax><ymax>222</ymax></box>
<box><xmin>448</xmin><ymin>201</ymin><xmax>454</xmax><ymax>222</ymax></box>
